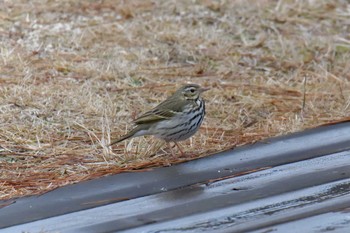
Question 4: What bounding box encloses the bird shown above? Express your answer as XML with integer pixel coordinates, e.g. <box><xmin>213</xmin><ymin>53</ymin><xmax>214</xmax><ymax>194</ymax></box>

<box><xmin>109</xmin><ymin>84</ymin><xmax>209</xmax><ymax>156</ymax></box>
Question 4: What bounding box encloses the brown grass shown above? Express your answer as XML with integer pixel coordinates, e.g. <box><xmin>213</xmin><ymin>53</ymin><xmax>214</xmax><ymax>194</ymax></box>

<box><xmin>0</xmin><ymin>0</ymin><xmax>350</xmax><ymax>200</ymax></box>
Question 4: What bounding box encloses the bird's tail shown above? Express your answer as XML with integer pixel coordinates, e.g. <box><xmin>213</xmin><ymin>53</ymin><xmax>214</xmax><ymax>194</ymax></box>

<box><xmin>108</xmin><ymin>126</ymin><xmax>143</xmax><ymax>146</ymax></box>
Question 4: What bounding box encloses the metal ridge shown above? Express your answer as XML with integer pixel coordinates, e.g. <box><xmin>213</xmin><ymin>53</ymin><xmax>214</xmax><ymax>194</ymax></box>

<box><xmin>4</xmin><ymin>150</ymin><xmax>350</xmax><ymax>232</ymax></box>
<box><xmin>1</xmin><ymin>122</ymin><xmax>350</xmax><ymax>229</ymax></box>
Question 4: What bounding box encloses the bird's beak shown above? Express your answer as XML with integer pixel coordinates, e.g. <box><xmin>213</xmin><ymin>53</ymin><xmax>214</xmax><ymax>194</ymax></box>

<box><xmin>199</xmin><ymin>87</ymin><xmax>210</xmax><ymax>93</ymax></box>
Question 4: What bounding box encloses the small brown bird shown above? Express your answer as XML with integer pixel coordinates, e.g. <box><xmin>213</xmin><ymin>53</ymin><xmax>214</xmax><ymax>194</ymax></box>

<box><xmin>109</xmin><ymin>84</ymin><xmax>209</xmax><ymax>156</ymax></box>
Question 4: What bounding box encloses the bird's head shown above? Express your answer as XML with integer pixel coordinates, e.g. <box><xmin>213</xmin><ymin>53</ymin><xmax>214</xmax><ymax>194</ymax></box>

<box><xmin>178</xmin><ymin>84</ymin><xmax>209</xmax><ymax>100</ymax></box>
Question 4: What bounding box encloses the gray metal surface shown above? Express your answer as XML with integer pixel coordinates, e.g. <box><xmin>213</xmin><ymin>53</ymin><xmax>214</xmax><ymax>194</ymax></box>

<box><xmin>252</xmin><ymin>210</ymin><xmax>350</xmax><ymax>233</ymax></box>
<box><xmin>1</xmin><ymin>122</ymin><xmax>350</xmax><ymax>232</ymax></box>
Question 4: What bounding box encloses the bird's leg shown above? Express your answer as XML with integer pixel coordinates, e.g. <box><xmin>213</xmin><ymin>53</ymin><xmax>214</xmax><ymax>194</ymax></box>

<box><xmin>166</xmin><ymin>142</ymin><xmax>176</xmax><ymax>158</ymax></box>
<box><xmin>174</xmin><ymin>142</ymin><xmax>185</xmax><ymax>157</ymax></box>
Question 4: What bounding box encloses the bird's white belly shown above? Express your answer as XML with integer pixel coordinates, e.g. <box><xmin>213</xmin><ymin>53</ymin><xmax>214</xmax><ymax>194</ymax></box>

<box><xmin>151</xmin><ymin>111</ymin><xmax>204</xmax><ymax>142</ymax></box>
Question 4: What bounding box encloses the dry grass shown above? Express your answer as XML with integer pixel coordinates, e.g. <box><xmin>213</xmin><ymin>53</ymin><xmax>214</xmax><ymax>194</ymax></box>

<box><xmin>0</xmin><ymin>0</ymin><xmax>350</xmax><ymax>200</ymax></box>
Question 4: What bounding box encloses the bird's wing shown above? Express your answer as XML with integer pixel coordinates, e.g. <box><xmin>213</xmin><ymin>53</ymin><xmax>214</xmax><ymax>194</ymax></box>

<box><xmin>133</xmin><ymin>99</ymin><xmax>184</xmax><ymax>125</ymax></box>
<box><xmin>133</xmin><ymin>108</ymin><xmax>176</xmax><ymax>124</ymax></box>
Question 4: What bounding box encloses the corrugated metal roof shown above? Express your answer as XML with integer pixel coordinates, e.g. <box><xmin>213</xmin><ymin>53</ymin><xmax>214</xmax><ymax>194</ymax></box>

<box><xmin>1</xmin><ymin>122</ymin><xmax>350</xmax><ymax>232</ymax></box>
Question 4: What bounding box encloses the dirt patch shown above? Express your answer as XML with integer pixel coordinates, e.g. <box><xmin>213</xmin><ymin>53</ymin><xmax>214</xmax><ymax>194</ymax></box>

<box><xmin>0</xmin><ymin>0</ymin><xmax>349</xmax><ymax>200</ymax></box>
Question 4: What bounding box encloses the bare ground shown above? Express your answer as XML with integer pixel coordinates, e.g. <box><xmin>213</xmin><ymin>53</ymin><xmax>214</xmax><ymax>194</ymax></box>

<box><xmin>0</xmin><ymin>0</ymin><xmax>350</xmax><ymax>200</ymax></box>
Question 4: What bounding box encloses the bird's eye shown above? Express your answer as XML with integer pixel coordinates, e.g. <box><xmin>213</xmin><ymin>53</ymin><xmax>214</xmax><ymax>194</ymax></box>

<box><xmin>190</xmin><ymin>88</ymin><xmax>195</xmax><ymax>93</ymax></box>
